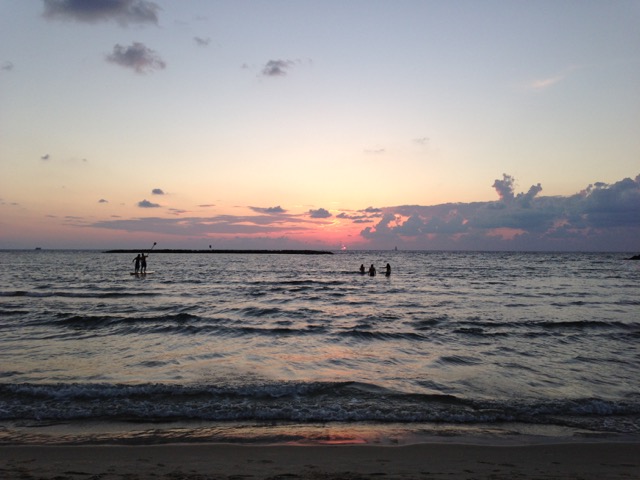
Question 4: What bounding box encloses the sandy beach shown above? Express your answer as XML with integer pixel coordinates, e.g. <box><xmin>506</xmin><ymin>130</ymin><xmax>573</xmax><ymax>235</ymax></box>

<box><xmin>1</xmin><ymin>442</ymin><xmax>639</xmax><ymax>479</ymax></box>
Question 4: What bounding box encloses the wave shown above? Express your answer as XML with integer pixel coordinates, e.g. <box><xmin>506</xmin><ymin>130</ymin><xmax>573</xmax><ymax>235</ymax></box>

<box><xmin>22</xmin><ymin>312</ymin><xmax>333</xmax><ymax>339</ymax></box>
<box><xmin>436</xmin><ymin>355</ymin><xmax>483</xmax><ymax>366</ymax></box>
<box><xmin>454</xmin><ymin>318</ymin><xmax>637</xmax><ymax>331</ymax></box>
<box><xmin>52</xmin><ymin>312</ymin><xmax>200</xmax><ymax>327</ymax></box>
<box><xmin>338</xmin><ymin>329</ymin><xmax>426</xmax><ymax>341</ymax></box>
<box><xmin>13</xmin><ymin>309</ymin><xmax>637</xmax><ymax>342</ymax></box>
<box><xmin>0</xmin><ymin>290</ymin><xmax>161</xmax><ymax>299</ymax></box>
<box><xmin>0</xmin><ymin>382</ymin><xmax>638</xmax><ymax>434</ymax></box>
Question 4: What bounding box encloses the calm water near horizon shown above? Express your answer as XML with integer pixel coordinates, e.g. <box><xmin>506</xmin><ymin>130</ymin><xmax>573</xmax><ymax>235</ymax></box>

<box><xmin>0</xmin><ymin>250</ymin><xmax>639</xmax><ymax>445</ymax></box>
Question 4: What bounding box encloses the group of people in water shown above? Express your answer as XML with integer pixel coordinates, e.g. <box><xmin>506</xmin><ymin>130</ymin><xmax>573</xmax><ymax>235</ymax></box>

<box><xmin>360</xmin><ymin>263</ymin><xmax>391</xmax><ymax>277</ymax></box>
<box><xmin>132</xmin><ymin>253</ymin><xmax>387</xmax><ymax>277</ymax></box>
<box><xmin>132</xmin><ymin>253</ymin><xmax>148</xmax><ymax>274</ymax></box>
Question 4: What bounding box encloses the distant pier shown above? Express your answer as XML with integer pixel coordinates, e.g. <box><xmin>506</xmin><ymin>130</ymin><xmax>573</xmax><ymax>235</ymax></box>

<box><xmin>104</xmin><ymin>249</ymin><xmax>333</xmax><ymax>255</ymax></box>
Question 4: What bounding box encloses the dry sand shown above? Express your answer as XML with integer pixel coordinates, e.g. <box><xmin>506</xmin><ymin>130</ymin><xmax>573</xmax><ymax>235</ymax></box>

<box><xmin>1</xmin><ymin>442</ymin><xmax>639</xmax><ymax>479</ymax></box>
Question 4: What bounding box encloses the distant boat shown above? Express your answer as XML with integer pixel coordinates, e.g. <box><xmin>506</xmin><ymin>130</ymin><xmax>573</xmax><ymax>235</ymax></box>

<box><xmin>35</xmin><ymin>247</ymin><xmax>42</xmax><ymax>250</ymax></box>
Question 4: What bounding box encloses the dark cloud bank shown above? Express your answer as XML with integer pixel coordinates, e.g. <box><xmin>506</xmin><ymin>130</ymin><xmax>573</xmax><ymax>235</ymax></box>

<box><xmin>361</xmin><ymin>174</ymin><xmax>640</xmax><ymax>251</ymax></box>
<box><xmin>88</xmin><ymin>174</ymin><xmax>640</xmax><ymax>251</ymax></box>
<box><xmin>43</xmin><ymin>0</ymin><xmax>159</xmax><ymax>25</ymax></box>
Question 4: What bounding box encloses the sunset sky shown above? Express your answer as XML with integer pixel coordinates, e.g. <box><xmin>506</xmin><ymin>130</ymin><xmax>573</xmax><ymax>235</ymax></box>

<box><xmin>1</xmin><ymin>0</ymin><xmax>639</xmax><ymax>251</ymax></box>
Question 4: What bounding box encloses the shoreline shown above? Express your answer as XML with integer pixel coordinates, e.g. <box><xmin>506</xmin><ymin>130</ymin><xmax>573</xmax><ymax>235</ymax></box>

<box><xmin>3</xmin><ymin>421</ymin><xmax>639</xmax><ymax>479</ymax></box>
<box><xmin>1</xmin><ymin>442</ymin><xmax>638</xmax><ymax>479</ymax></box>
<box><xmin>4</xmin><ymin>419</ymin><xmax>634</xmax><ymax>447</ymax></box>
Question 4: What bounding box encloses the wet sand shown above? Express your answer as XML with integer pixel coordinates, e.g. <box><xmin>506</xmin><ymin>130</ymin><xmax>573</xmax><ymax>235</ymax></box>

<box><xmin>1</xmin><ymin>442</ymin><xmax>639</xmax><ymax>479</ymax></box>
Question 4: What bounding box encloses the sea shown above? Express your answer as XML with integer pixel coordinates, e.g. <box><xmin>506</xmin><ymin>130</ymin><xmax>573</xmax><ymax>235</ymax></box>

<box><xmin>1</xmin><ymin>249</ymin><xmax>639</xmax><ymax>445</ymax></box>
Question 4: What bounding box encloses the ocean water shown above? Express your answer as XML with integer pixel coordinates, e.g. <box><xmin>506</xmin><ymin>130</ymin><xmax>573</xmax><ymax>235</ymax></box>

<box><xmin>0</xmin><ymin>250</ymin><xmax>639</xmax><ymax>445</ymax></box>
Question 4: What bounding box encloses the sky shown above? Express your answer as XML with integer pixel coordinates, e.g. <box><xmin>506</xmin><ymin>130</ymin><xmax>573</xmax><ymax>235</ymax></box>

<box><xmin>1</xmin><ymin>0</ymin><xmax>639</xmax><ymax>251</ymax></box>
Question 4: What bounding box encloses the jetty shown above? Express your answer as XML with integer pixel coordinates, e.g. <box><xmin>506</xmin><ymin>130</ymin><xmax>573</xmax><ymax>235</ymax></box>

<box><xmin>104</xmin><ymin>249</ymin><xmax>333</xmax><ymax>255</ymax></box>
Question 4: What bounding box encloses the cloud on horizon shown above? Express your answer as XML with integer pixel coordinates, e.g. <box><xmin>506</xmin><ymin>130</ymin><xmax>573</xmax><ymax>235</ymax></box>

<box><xmin>89</xmin><ymin>213</ymin><xmax>311</xmax><ymax>237</ymax></box>
<box><xmin>82</xmin><ymin>174</ymin><xmax>640</xmax><ymax>251</ymax></box>
<box><xmin>43</xmin><ymin>0</ymin><xmax>160</xmax><ymax>25</ymax></box>
<box><xmin>168</xmin><ymin>208</ymin><xmax>187</xmax><ymax>215</ymax></box>
<box><xmin>152</xmin><ymin>188</ymin><xmax>165</xmax><ymax>195</ymax></box>
<box><xmin>492</xmin><ymin>173</ymin><xmax>542</xmax><ymax>207</ymax></box>
<box><xmin>336</xmin><ymin>206</ymin><xmax>383</xmax><ymax>222</ymax></box>
<box><xmin>106</xmin><ymin>42</ymin><xmax>165</xmax><ymax>74</ymax></box>
<box><xmin>359</xmin><ymin>174</ymin><xmax>640</xmax><ymax>251</ymax></box>
<box><xmin>250</xmin><ymin>205</ymin><xmax>287</xmax><ymax>215</ymax></box>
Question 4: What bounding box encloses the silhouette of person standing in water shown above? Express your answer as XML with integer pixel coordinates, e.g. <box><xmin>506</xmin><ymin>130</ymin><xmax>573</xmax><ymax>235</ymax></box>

<box><xmin>384</xmin><ymin>263</ymin><xmax>391</xmax><ymax>277</ymax></box>
<box><xmin>360</xmin><ymin>264</ymin><xmax>366</xmax><ymax>274</ymax></box>
<box><xmin>140</xmin><ymin>252</ymin><xmax>148</xmax><ymax>274</ymax></box>
<box><xmin>133</xmin><ymin>254</ymin><xmax>141</xmax><ymax>274</ymax></box>
<box><xmin>369</xmin><ymin>264</ymin><xmax>376</xmax><ymax>276</ymax></box>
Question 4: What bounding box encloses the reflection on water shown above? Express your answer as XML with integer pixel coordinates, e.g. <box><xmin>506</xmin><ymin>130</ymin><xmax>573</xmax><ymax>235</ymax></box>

<box><xmin>0</xmin><ymin>250</ymin><xmax>639</xmax><ymax>443</ymax></box>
